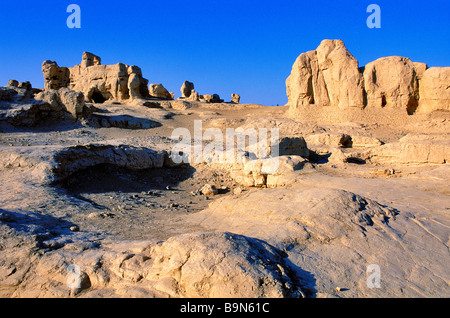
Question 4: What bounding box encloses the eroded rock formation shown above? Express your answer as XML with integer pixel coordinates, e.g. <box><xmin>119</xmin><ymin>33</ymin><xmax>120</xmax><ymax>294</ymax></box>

<box><xmin>0</xmin><ymin>85</ymin><xmax>85</xmax><ymax>126</ymax></box>
<box><xmin>180</xmin><ymin>81</ymin><xmax>194</xmax><ymax>98</ymax></box>
<box><xmin>231</xmin><ymin>93</ymin><xmax>240</xmax><ymax>104</ymax></box>
<box><xmin>286</xmin><ymin>40</ymin><xmax>365</xmax><ymax>110</ymax></box>
<box><xmin>42</xmin><ymin>52</ymin><xmax>149</xmax><ymax>103</ymax></box>
<box><xmin>287</xmin><ymin>39</ymin><xmax>450</xmax><ymax>115</ymax></box>
<box><xmin>148</xmin><ymin>83</ymin><xmax>172</xmax><ymax>100</ymax></box>
<box><xmin>418</xmin><ymin>67</ymin><xmax>450</xmax><ymax>113</ymax></box>
<box><xmin>363</xmin><ymin>56</ymin><xmax>419</xmax><ymax>114</ymax></box>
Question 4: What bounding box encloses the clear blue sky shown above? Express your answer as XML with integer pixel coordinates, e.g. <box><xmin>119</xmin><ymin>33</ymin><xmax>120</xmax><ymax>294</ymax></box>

<box><xmin>1</xmin><ymin>0</ymin><xmax>449</xmax><ymax>105</ymax></box>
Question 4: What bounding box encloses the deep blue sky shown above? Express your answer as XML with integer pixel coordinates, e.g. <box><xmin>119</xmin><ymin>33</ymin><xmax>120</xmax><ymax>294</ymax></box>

<box><xmin>1</xmin><ymin>0</ymin><xmax>449</xmax><ymax>105</ymax></box>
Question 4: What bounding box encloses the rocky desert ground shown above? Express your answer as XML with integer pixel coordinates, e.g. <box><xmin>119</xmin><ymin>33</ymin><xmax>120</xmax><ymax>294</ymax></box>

<box><xmin>0</xmin><ymin>40</ymin><xmax>449</xmax><ymax>298</ymax></box>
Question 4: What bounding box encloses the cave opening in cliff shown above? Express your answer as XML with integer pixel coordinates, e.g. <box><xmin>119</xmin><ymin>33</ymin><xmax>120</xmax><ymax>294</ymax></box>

<box><xmin>381</xmin><ymin>94</ymin><xmax>387</xmax><ymax>107</ymax></box>
<box><xmin>90</xmin><ymin>91</ymin><xmax>107</xmax><ymax>104</ymax></box>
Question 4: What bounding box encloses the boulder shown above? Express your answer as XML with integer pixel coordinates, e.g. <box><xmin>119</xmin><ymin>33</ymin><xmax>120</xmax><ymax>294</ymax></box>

<box><xmin>180</xmin><ymin>81</ymin><xmax>194</xmax><ymax>98</ymax></box>
<box><xmin>198</xmin><ymin>93</ymin><xmax>223</xmax><ymax>103</ymax></box>
<box><xmin>200</xmin><ymin>94</ymin><xmax>213</xmax><ymax>103</ymax></box>
<box><xmin>231</xmin><ymin>94</ymin><xmax>240</xmax><ymax>104</ymax></box>
<box><xmin>200</xmin><ymin>184</ymin><xmax>218</xmax><ymax>196</ymax></box>
<box><xmin>148</xmin><ymin>83</ymin><xmax>172</xmax><ymax>99</ymax></box>
<box><xmin>211</xmin><ymin>94</ymin><xmax>222</xmax><ymax>103</ymax></box>
<box><xmin>56</xmin><ymin>88</ymin><xmax>85</xmax><ymax>119</ymax></box>
<box><xmin>363</xmin><ymin>56</ymin><xmax>419</xmax><ymax>114</ymax></box>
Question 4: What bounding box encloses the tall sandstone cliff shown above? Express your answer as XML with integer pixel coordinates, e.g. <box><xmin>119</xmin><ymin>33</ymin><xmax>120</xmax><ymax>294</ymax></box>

<box><xmin>286</xmin><ymin>39</ymin><xmax>449</xmax><ymax>116</ymax></box>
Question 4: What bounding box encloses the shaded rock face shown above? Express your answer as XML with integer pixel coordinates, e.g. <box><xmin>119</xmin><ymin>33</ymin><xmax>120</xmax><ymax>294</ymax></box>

<box><xmin>8</xmin><ymin>80</ymin><xmax>19</xmax><ymax>87</ymax></box>
<box><xmin>42</xmin><ymin>52</ymin><xmax>149</xmax><ymax>103</ymax></box>
<box><xmin>0</xmin><ymin>86</ymin><xmax>85</xmax><ymax>126</ymax></box>
<box><xmin>180</xmin><ymin>81</ymin><xmax>194</xmax><ymax>98</ymax></box>
<box><xmin>287</xmin><ymin>39</ymin><xmax>449</xmax><ymax>115</ymax></box>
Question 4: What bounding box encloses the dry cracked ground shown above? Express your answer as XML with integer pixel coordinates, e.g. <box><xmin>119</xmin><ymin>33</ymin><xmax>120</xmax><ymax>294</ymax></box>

<box><xmin>0</xmin><ymin>98</ymin><xmax>448</xmax><ymax>298</ymax></box>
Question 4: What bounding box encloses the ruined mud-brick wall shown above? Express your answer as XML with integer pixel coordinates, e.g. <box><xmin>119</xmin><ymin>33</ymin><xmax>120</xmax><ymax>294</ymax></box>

<box><xmin>42</xmin><ymin>52</ymin><xmax>149</xmax><ymax>103</ymax></box>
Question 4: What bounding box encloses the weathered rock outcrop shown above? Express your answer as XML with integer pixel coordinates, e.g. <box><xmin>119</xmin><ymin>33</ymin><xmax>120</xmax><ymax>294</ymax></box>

<box><xmin>286</xmin><ymin>39</ymin><xmax>365</xmax><ymax>110</ymax></box>
<box><xmin>143</xmin><ymin>232</ymin><xmax>302</xmax><ymax>298</ymax></box>
<box><xmin>1</xmin><ymin>142</ymin><xmax>177</xmax><ymax>185</ymax></box>
<box><xmin>363</xmin><ymin>56</ymin><xmax>419</xmax><ymax>114</ymax></box>
<box><xmin>35</xmin><ymin>88</ymin><xmax>85</xmax><ymax>120</ymax></box>
<box><xmin>0</xmin><ymin>85</ymin><xmax>85</xmax><ymax>126</ymax></box>
<box><xmin>188</xmin><ymin>185</ymin><xmax>450</xmax><ymax>297</ymax></box>
<box><xmin>186</xmin><ymin>90</ymin><xmax>200</xmax><ymax>101</ymax></box>
<box><xmin>231</xmin><ymin>94</ymin><xmax>240</xmax><ymax>104</ymax></box>
<box><xmin>42</xmin><ymin>52</ymin><xmax>149</xmax><ymax>103</ymax></box>
<box><xmin>180</xmin><ymin>81</ymin><xmax>194</xmax><ymax>98</ymax></box>
<box><xmin>190</xmin><ymin>134</ymin><xmax>310</xmax><ymax>188</ymax></box>
<box><xmin>418</xmin><ymin>67</ymin><xmax>450</xmax><ymax>113</ymax></box>
<box><xmin>42</xmin><ymin>61</ymin><xmax>70</xmax><ymax>90</ymax></box>
<box><xmin>126</xmin><ymin>65</ymin><xmax>149</xmax><ymax>100</ymax></box>
<box><xmin>361</xmin><ymin>134</ymin><xmax>450</xmax><ymax>165</ymax></box>
<box><xmin>148</xmin><ymin>83</ymin><xmax>172</xmax><ymax>100</ymax></box>
<box><xmin>287</xmin><ymin>39</ymin><xmax>449</xmax><ymax>116</ymax></box>
<box><xmin>192</xmin><ymin>187</ymin><xmax>398</xmax><ymax>247</ymax></box>
<box><xmin>0</xmin><ymin>225</ymin><xmax>303</xmax><ymax>298</ymax></box>
<box><xmin>7</xmin><ymin>80</ymin><xmax>19</xmax><ymax>87</ymax></box>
